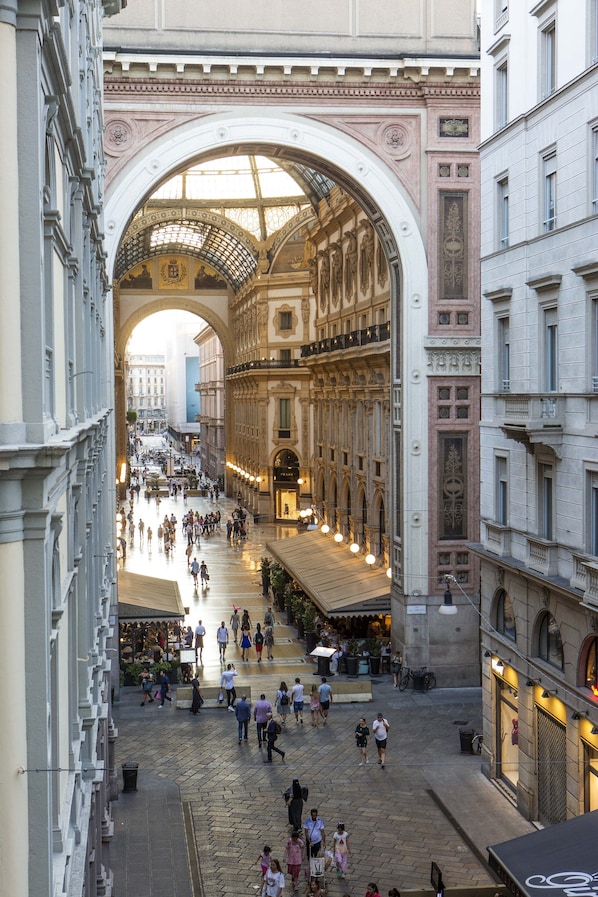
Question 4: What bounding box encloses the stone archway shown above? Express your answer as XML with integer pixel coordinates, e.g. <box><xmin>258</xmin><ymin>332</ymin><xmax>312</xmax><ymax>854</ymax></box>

<box><xmin>104</xmin><ymin>108</ymin><xmax>430</xmax><ymax>605</ymax></box>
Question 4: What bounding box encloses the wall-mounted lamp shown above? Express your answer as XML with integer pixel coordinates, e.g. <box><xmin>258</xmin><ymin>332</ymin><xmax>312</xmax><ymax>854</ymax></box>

<box><xmin>349</xmin><ymin>543</ymin><xmax>360</xmax><ymax>554</ymax></box>
<box><xmin>365</xmin><ymin>553</ymin><xmax>376</xmax><ymax>566</ymax></box>
<box><xmin>526</xmin><ymin>680</ymin><xmax>534</xmax><ymax>687</ymax></box>
<box><xmin>297</xmin><ymin>478</ymin><xmax>304</xmax><ymax>485</ymax></box>
<box><xmin>334</xmin><ymin>533</ymin><xmax>344</xmax><ymax>544</ymax></box>
<box><xmin>571</xmin><ymin>712</ymin><xmax>581</xmax><ymax>720</ymax></box>
<box><xmin>386</xmin><ymin>567</ymin><xmax>392</xmax><ymax>579</ymax></box>
<box><xmin>541</xmin><ymin>690</ymin><xmax>550</xmax><ymax>699</ymax></box>
<box><xmin>592</xmin><ymin>726</ymin><xmax>598</xmax><ymax>735</ymax></box>
<box><xmin>495</xmin><ymin>660</ymin><xmax>505</xmax><ymax>674</ymax></box>
<box><xmin>484</xmin><ymin>650</ymin><xmax>492</xmax><ymax>658</ymax></box>
<box><xmin>439</xmin><ymin>583</ymin><xmax>458</xmax><ymax>615</ymax></box>
<box><xmin>321</xmin><ymin>524</ymin><xmax>330</xmax><ymax>534</ymax></box>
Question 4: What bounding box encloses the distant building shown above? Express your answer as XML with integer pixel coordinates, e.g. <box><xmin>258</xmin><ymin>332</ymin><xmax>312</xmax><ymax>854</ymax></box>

<box><xmin>194</xmin><ymin>324</ymin><xmax>225</xmax><ymax>480</ymax></box>
<box><xmin>126</xmin><ymin>353</ymin><xmax>166</xmax><ymax>433</ymax></box>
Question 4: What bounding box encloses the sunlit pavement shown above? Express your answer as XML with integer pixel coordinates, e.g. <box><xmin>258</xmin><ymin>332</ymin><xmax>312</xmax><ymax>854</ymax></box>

<box><xmin>112</xmin><ymin>483</ymin><xmax>535</xmax><ymax>897</ymax></box>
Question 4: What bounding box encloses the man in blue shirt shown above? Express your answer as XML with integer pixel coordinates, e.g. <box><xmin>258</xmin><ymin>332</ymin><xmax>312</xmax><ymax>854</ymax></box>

<box><xmin>318</xmin><ymin>677</ymin><xmax>333</xmax><ymax>725</ymax></box>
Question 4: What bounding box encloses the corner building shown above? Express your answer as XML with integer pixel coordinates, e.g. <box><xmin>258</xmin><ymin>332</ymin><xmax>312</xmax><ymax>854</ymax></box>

<box><xmin>104</xmin><ymin>0</ymin><xmax>483</xmax><ymax>685</ymax></box>
<box><xmin>0</xmin><ymin>1</ymin><xmax>123</xmax><ymax>895</ymax></box>
<box><xmin>476</xmin><ymin>0</ymin><xmax>598</xmax><ymax>822</ymax></box>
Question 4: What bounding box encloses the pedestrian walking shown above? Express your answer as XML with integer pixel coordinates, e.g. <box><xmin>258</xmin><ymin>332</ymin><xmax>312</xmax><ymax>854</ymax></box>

<box><xmin>309</xmin><ymin>685</ymin><xmax>320</xmax><ymax>727</ymax></box>
<box><xmin>276</xmin><ymin>682</ymin><xmax>291</xmax><ymax>725</ymax></box>
<box><xmin>318</xmin><ymin>678</ymin><xmax>333</xmax><ymax>725</ymax></box>
<box><xmin>194</xmin><ymin>619</ymin><xmax>206</xmax><ymax>664</ymax></box>
<box><xmin>241</xmin><ymin>608</ymin><xmax>252</xmax><ymax>631</ymax></box>
<box><xmin>256</xmin><ymin>845</ymin><xmax>273</xmax><ymax>883</ymax></box>
<box><xmin>291</xmin><ymin>677</ymin><xmax>304</xmax><ymax>725</ymax></box>
<box><xmin>284</xmin><ymin>830</ymin><xmax>305</xmax><ymax>893</ymax></box>
<box><xmin>391</xmin><ymin>652</ymin><xmax>403</xmax><ymax>687</ymax></box>
<box><xmin>139</xmin><ymin>669</ymin><xmax>154</xmax><ymax>706</ymax></box>
<box><xmin>366</xmin><ymin>885</ymin><xmax>381</xmax><ymax>897</ymax></box>
<box><xmin>254</xmin><ymin>622</ymin><xmax>265</xmax><ymax>663</ymax></box>
<box><xmin>220</xmin><ymin>662</ymin><xmax>238</xmax><ymax>710</ymax></box>
<box><xmin>217</xmin><ymin>621</ymin><xmax>229</xmax><ymax>662</ymax></box>
<box><xmin>235</xmin><ymin>693</ymin><xmax>251</xmax><ymax>742</ymax></box>
<box><xmin>186</xmin><ymin>542</ymin><xmax>193</xmax><ymax>567</ymax></box>
<box><xmin>332</xmin><ymin>823</ymin><xmax>351</xmax><ymax>880</ymax></box>
<box><xmin>189</xmin><ymin>675</ymin><xmax>203</xmax><ymax>715</ymax></box>
<box><xmin>240</xmin><ymin>625</ymin><xmax>252</xmax><ymax>662</ymax></box>
<box><xmin>372</xmin><ymin>712</ymin><xmax>390</xmax><ymax>768</ymax></box>
<box><xmin>254</xmin><ymin>693</ymin><xmax>272</xmax><ymax>747</ymax></box>
<box><xmin>355</xmin><ymin>717</ymin><xmax>370</xmax><ymax>765</ymax></box>
<box><xmin>265</xmin><ymin>622</ymin><xmax>275</xmax><ymax>660</ymax></box>
<box><xmin>264</xmin><ymin>605</ymin><xmax>275</xmax><ymax>627</ymax></box>
<box><xmin>230</xmin><ymin>608</ymin><xmax>240</xmax><ymax>644</ymax></box>
<box><xmin>303</xmin><ymin>809</ymin><xmax>326</xmax><ymax>858</ymax></box>
<box><xmin>158</xmin><ymin>670</ymin><xmax>172</xmax><ymax>707</ymax></box>
<box><xmin>190</xmin><ymin>557</ymin><xmax>200</xmax><ymax>588</ymax></box>
<box><xmin>263</xmin><ymin>858</ymin><xmax>285</xmax><ymax>897</ymax></box>
<box><xmin>264</xmin><ymin>712</ymin><xmax>285</xmax><ymax>763</ymax></box>
<box><xmin>146</xmin><ymin>526</ymin><xmax>152</xmax><ymax>549</ymax></box>
<box><xmin>284</xmin><ymin>779</ymin><xmax>307</xmax><ymax>830</ymax></box>
<box><xmin>305</xmin><ymin>879</ymin><xmax>326</xmax><ymax>897</ymax></box>
<box><xmin>199</xmin><ymin>559</ymin><xmax>209</xmax><ymax>588</ymax></box>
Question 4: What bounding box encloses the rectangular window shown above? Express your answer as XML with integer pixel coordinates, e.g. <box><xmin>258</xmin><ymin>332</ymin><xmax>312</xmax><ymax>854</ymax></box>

<box><xmin>497</xmin><ymin>177</ymin><xmax>509</xmax><ymax>248</ymax></box>
<box><xmin>593</xmin><ymin>299</ymin><xmax>598</xmax><ymax>392</ymax></box>
<box><xmin>593</xmin><ymin>127</ymin><xmax>598</xmax><ymax>214</ymax></box>
<box><xmin>539</xmin><ymin>462</ymin><xmax>554</xmax><ymax>541</ymax></box>
<box><xmin>279</xmin><ymin>348</ymin><xmax>291</xmax><ymax>363</ymax></box>
<box><xmin>545</xmin><ymin>308</ymin><xmax>558</xmax><ymax>392</ymax></box>
<box><xmin>278</xmin><ymin>398</ymin><xmax>291</xmax><ymax>437</ymax></box>
<box><xmin>542</xmin><ymin>21</ymin><xmax>556</xmax><ymax>98</ymax></box>
<box><xmin>496</xmin><ymin>60</ymin><xmax>508</xmax><ymax>129</ymax></box>
<box><xmin>279</xmin><ymin>311</ymin><xmax>292</xmax><ymax>331</ymax></box>
<box><xmin>498</xmin><ymin>316</ymin><xmax>510</xmax><ymax>392</ymax></box>
<box><xmin>591</xmin><ymin>476</ymin><xmax>598</xmax><ymax>556</ymax></box>
<box><xmin>496</xmin><ymin>456</ymin><xmax>508</xmax><ymax>526</ymax></box>
<box><xmin>543</xmin><ymin>152</ymin><xmax>557</xmax><ymax>232</ymax></box>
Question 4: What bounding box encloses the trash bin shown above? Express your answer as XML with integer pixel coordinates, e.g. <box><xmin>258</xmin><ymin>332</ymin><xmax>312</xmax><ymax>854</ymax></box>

<box><xmin>459</xmin><ymin>729</ymin><xmax>474</xmax><ymax>753</ymax></box>
<box><xmin>412</xmin><ymin>670</ymin><xmax>426</xmax><ymax>691</ymax></box>
<box><xmin>122</xmin><ymin>761</ymin><xmax>139</xmax><ymax>792</ymax></box>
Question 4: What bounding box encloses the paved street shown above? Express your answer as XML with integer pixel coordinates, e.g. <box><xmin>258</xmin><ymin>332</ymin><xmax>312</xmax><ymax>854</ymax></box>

<box><xmin>111</xmin><ymin>488</ymin><xmax>535</xmax><ymax>896</ymax></box>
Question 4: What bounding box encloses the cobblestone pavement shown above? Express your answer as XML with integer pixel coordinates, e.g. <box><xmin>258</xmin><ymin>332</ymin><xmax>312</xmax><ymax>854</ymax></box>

<box><xmin>112</xmin><ymin>490</ymin><xmax>535</xmax><ymax>897</ymax></box>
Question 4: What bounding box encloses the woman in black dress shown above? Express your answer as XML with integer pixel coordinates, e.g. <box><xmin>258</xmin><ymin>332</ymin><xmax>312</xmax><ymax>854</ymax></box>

<box><xmin>190</xmin><ymin>675</ymin><xmax>203</xmax><ymax>715</ymax></box>
<box><xmin>285</xmin><ymin>779</ymin><xmax>305</xmax><ymax>830</ymax></box>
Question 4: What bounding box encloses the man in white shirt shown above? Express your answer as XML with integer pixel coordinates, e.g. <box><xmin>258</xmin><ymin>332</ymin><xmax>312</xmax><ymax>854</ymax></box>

<box><xmin>194</xmin><ymin>619</ymin><xmax>206</xmax><ymax>664</ymax></box>
<box><xmin>372</xmin><ymin>712</ymin><xmax>390</xmax><ymax>768</ymax></box>
<box><xmin>291</xmin><ymin>677</ymin><xmax>304</xmax><ymax>725</ymax></box>
<box><xmin>220</xmin><ymin>663</ymin><xmax>238</xmax><ymax>710</ymax></box>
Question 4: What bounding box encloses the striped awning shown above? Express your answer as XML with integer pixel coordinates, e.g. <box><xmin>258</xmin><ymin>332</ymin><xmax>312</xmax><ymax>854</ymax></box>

<box><xmin>266</xmin><ymin>531</ymin><xmax>390</xmax><ymax>618</ymax></box>
<box><xmin>118</xmin><ymin>571</ymin><xmax>185</xmax><ymax>621</ymax></box>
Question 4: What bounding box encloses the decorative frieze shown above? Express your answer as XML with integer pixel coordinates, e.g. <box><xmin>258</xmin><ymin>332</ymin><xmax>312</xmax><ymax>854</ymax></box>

<box><xmin>426</xmin><ymin>346</ymin><xmax>480</xmax><ymax>376</ymax></box>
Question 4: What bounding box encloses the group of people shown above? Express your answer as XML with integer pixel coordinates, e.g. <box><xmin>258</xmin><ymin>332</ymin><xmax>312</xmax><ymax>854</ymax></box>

<box><xmin>182</xmin><ymin>509</ymin><xmax>221</xmax><ymax>543</ymax></box>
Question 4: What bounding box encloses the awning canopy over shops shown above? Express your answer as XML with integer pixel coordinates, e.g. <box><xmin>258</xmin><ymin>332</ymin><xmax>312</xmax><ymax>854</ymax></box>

<box><xmin>266</xmin><ymin>531</ymin><xmax>391</xmax><ymax>618</ymax></box>
<box><xmin>487</xmin><ymin>810</ymin><xmax>598</xmax><ymax>897</ymax></box>
<box><xmin>118</xmin><ymin>571</ymin><xmax>185</xmax><ymax>622</ymax></box>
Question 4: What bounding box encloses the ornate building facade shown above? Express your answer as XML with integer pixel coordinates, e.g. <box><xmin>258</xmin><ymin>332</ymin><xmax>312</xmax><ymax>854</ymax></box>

<box><xmin>0</xmin><ymin>1</ymin><xmax>124</xmax><ymax>895</ymax></box>
<box><xmin>103</xmin><ymin>0</ymin><xmax>482</xmax><ymax>685</ymax></box>
<box><xmin>476</xmin><ymin>0</ymin><xmax>598</xmax><ymax>822</ymax></box>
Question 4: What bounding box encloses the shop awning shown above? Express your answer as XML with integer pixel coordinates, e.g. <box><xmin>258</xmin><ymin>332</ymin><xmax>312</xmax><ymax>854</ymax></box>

<box><xmin>487</xmin><ymin>810</ymin><xmax>598</xmax><ymax>897</ymax></box>
<box><xmin>266</xmin><ymin>531</ymin><xmax>391</xmax><ymax>618</ymax></box>
<box><xmin>118</xmin><ymin>571</ymin><xmax>185</xmax><ymax>621</ymax></box>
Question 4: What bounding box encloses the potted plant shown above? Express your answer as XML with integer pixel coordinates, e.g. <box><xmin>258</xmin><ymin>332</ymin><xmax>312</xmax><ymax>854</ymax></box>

<box><xmin>260</xmin><ymin>556</ymin><xmax>271</xmax><ymax>597</ymax></box>
<box><xmin>365</xmin><ymin>638</ymin><xmax>382</xmax><ymax>676</ymax></box>
<box><xmin>269</xmin><ymin>562</ymin><xmax>288</xmax><ymax>612</ymax></box>
<box><xmin>346</xmin><ymin>639</ymin><xmax>360</xmax><ymax>677</ymax></box>
<box><xmin>303</xmin><ymin>603</ymin><xmax>319</xmax><ymax>654</ymax></box>
<box><xmin>120</xmin><ymin>660</ymin><xmax>145</xmax><ymax>687</ymax></box>
<box><xmin>290</xmin><ymin>591</ymin><xmax>305</xmax><ymax>637</ymax></box>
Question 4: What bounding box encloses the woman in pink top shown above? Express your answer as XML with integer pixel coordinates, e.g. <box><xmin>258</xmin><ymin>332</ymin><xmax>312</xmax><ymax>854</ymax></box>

<box><xmin>285</xmin><ymin>830</ymin><xmax>305</xmax><ymax>892</ymax></box>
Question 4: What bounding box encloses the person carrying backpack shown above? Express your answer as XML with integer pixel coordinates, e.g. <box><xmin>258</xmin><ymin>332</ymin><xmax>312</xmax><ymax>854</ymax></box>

<box><xmin>254</xmin><ymin>623</ymin><xmax>265</xmax><ymax>663</ymax></box>
<box><xmin>264</xmin><ymin>712</ymin><xmax>285</xmax><ymax>764</ymax></box>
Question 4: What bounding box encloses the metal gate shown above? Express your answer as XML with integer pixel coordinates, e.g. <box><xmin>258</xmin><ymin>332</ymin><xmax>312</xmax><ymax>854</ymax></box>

<box><xmin>537</xmin><ymin>707</ymin><xmax>567</xmax><ymax>825</ymax></box>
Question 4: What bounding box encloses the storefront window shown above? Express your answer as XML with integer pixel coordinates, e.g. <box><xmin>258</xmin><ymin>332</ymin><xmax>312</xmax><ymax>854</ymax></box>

<box><xmin>498</xmin><ymin>679</ymin><xmax>519</xmax><ymax>790</ymax></box>
<box><xmin>496</xmin><ymin>589</ymin><xmax>516</xmax><ymax>640</ymax></box>
<box><xmin>584</xmin><ymin>743</ymin><xmax>598</xmax><ymax>812</ymax></box>
<box><xmin>537</xmin><ymin>612</ymin><xmax>564</xmax><ymax>670</ymax></box>
<box><xmin>585</xmin><ymin>637</ymin><xmax>598</xmax><ymax>694</ymax></box>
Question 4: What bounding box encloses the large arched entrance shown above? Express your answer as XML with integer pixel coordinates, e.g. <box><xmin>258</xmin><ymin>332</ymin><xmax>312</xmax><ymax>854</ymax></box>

<box><xmin>105</xmin><ymin>111</ymin><xmax>430</xmax><ymax>600</ymax></box>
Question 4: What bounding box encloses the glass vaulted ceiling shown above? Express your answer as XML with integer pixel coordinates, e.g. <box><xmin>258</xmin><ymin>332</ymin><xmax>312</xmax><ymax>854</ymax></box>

<box><xmin>116</xmin><ymin>154</ymin><xmax>334</xmax><ymax>288</ymax></box>
<box><xmin>150</xmin><ymin>155</ymin><xmax>314</xmax><ymax>241</ymax></box>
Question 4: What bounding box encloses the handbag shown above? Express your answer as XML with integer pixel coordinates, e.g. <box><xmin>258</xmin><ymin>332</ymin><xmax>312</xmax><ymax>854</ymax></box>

<box><xmin>218</xmin><ymin>690</ymin><xmax>224</xmax><ymax>703</ymax></box>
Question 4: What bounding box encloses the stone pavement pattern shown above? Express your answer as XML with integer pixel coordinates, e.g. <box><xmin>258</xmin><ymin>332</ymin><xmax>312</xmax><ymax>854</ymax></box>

<box><xmin>111</xmin><ymin>489</ymin><xmax>535</xmax><ymax>896</ymax></box>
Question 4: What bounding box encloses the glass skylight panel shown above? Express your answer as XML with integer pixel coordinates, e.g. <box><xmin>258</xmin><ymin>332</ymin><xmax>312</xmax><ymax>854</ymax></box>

<box><xmin>185</xmin><ymin>169</ymin><xmax>256</xmax><ymax>200</ymax></box>
<box><xmin>222</xmin><ymin>207</ymin><xmax>262</xmax><ymax>239</ymax></box>
<box><xmin>150</xmin><ymin>223</ymin><xmax>207</xmax><ymax>250</ymax></box>
<box><xmin>264</xmin><ymin>205</ymin><xmax>303</xmax><ymax>234</ymax></box>
<box><xmin>258</xmin><ymin>167</ymin><xmax>304</xmax><ymax>199</ymax></box>
<box><xmin>151</xmin><ymin>175</ymin><xmax>183</xmax><ymax>200</ymax></box>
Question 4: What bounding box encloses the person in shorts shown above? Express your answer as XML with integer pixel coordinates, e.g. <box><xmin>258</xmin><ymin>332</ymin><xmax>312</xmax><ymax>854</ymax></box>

<box><xmin>291</xmin><ymin>677</ymin><xmax>304</xmax><ymax>725</ymax></box>
<box><xmin>318</xmin><ymin>677</ymin><xmax>333</xmax><ymax>725</ymax></box>
<box><xmin>372</xmin><ymin>712</ymin><xmax>390</xmax><ymax>768</ymax></box>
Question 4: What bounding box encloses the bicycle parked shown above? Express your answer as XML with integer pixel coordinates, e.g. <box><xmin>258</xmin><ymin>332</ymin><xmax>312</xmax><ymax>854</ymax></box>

<box><xmin>398</xmin><ymin>665</ymin><xmax>436</xmax><ymax>691</ymax></box>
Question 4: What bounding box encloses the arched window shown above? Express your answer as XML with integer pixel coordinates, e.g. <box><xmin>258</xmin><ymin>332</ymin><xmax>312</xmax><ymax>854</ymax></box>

<box><xmin>585</xmin><ymin>638</ymin><xmax>598</xmax><ymax>695</ymax></box>
<box><xmin>537</xmin><ymin>612</ymin><xmax>564</xmax><ymax>671</ymax></box>
<box><xmin>495</xmin><ymin>589</ymin><xmax>516</xmax><ymax>641</ymax></box>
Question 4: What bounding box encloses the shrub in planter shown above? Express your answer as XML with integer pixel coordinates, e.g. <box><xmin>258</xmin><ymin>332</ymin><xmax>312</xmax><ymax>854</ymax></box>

<box><xmin>346</xmin><ymin>639</ymin><xmax>360</xmax><ymax>677</ymax></box>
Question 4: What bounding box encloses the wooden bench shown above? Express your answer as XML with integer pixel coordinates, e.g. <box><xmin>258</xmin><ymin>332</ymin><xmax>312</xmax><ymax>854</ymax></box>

<box><xmin>176</xmin><ymin>684</ymin><xmax>253</xmax><ymax>709</ymax></box>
